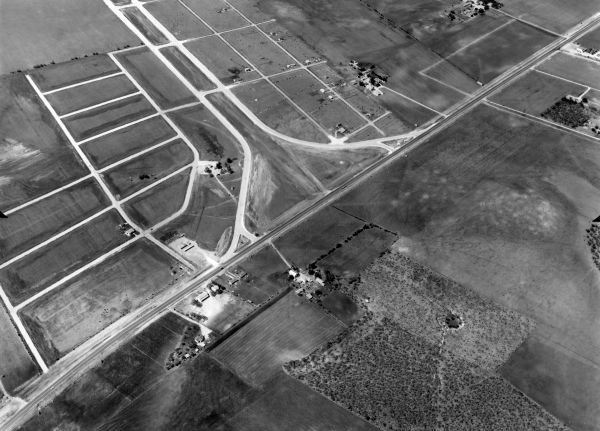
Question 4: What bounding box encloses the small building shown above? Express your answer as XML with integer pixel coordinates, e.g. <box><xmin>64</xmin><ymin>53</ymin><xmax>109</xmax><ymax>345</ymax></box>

<box><xmin>195</xmin><ymin>291</ymin><xmax>209</xmax><ymax>303</ymax></box>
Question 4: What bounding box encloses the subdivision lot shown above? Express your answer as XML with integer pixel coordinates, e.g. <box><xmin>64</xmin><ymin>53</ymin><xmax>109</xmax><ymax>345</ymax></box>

<box><xmin>537</xmin><ymin>52</ymin><xmax>600</xmax><ymax>89</ymax></box>
<box><xmin>271</xmin><ymin>69</ymin><xmax>366</xmax><ymax>134</ymax></box>
<box><xmin>159</xmin><ymin>46</ymin><xmax>216</xmax><ymax>91</ymax></box>
<box><xmin>227</xmin><ymin>0</ymin><xmax>272</xmax><ymax>23</ymax></box>
<box><xmin>0</xmin><ymin>210</ymin><xmax>128</xmax><ymax>305</ymax></box>
<box><xmin>19</xmin><ymin>239</ymin><xmax>184</xmax><ymax>365</ymax></box>
<box><xmin>185</xmin><ymin>36</ymin><xmax>260</xmax><ymax>84</ymax></box>
<box><xmin>122</xmin><ymin>6</ymin><xmax>168</xmax><ymax>45</ymax></box>
<box><xmin>144</xmin><ymin>0</ymin><xmax>212</xmax><ymax>40</ymax></box>
<box><xmin>29</xmin><ymin>55</ymin><xmax>120</xmax><ymax>93</ymax></box>
<box><xmin>577</xmin><ymin>25</ymin><xmax>600</xmax><ymax>49</ymax></box>
<box><xmin>490</xmin><ymin>69</ymin><xmax>587</xmax><ymax>114</ymax></box>
<box><xmin>0</xmin><ymin>179</ymin><xmax>109</xmax><ymax>265</ymax></box>
<box><xmin>374</xmin><ymin>114</ymin><xmax>411</xmax><ymax>135</ymax></box>
<box><xmin>346</xmin><ymin>125</ymin><xmax>383</xmax><ymax>142</ymax></box>
<box><xmin>377</xmin><ymin>89</ymin><xmax>438</xmax><ymax>129</ymax></box>
<box><xmin>0</xmin><ymin>74</ymin><xmax>87</xmax><ymax>210</ymax></box>
<box><xmin>211</xmin><ymin>291</ymin><xmax>345</xmax><ymax>386</ymax></box>
<box><xmin>232</xmin><ymin>79</ymin><xmax>328</xmax><ymax>142</ymax></box>
<box><xmin>0</xmin><ymin>304</ymin><xmax>39</xmax><ymax>394</ymax></box>
<box><xmin>81</xmin><ymin>115</ymin><xmax>176</xmax><ymax>169</ymax></box>
<box><xmin>115</xmin><ymin>47</ymin><xmax>196</xmax><ymax>109</ymax></box>
<box><xmin>260</xmin><ymin>21</ymin><xmax>321</xmax><ymax>64</ymax></box>
<box><xmin>181</xmin><ymin>0</ymin><xmax>249</xmax><ymax>31</ymax></box>
<box><xmin>46</xmin><ymin>74</ymin><xmax>138</xmax><ymax>116</ymax></box>
<box><xmin>62</xmin><ymin>94</ymin><xmax>155</xmax><ymax>141</ymax></box>
<box><xmin>0</xmin><ymin>0</ymin><xmax>139</xmax><ymax>75</ymax></box>
<box><xmin>446</xmin><ymin>20</ymin><xmax>556</xmax><ymax>84</ymax></box>
<box><xmin>103</xmin><ymin>138</ymin><xmax>193</xmax><ymax>199</ymax></box>
<box><xmin>124</xmin><ymin>168</ymin><xmax>190</xmax><ymax>229</ymax></box>
<box><xmin>222</xmin><ymin>26</ymin><xmax>296</xmax><ymax>75</ymax></box>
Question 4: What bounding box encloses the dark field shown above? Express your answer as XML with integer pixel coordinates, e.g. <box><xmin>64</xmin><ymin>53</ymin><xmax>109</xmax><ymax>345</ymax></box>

<box><xmin>0</xmin><ymin>179</ymin><xmax>109</xmax><ymax>265</ymax></box>
<box><xmin>374</xmin><ymin>113</ymin><xmax>412</xmax><ymax>135</ymax></box>
<box><xmin>229</xmin><ymin>0</ymin><xmax>272</xmax><ymax>23</ymax></box>
<box><xmin>346</xmin><ymin>125</ymin><xmax>383</xmax><ymax>142</ymax></box>
<box><xmin>377</xmin><ymin>89</ymin><xmax>439</xmax><ymax>128</ymax></box>
<box><xmin>144</xmin><ymin>0</ymin><xmax>212</xmax><ymax>40</ymax></box>
<box><xmin>159</xmin><ymin>46</ymin><xmax>216</xmax><ymax>91</ymax></box>
<box><xmin>0</xmin><ymin>210</ymin><xmax>128</xmax><ymax>305</ymax></box>
<box><xmin>577</xmin><ymin>25</ymin><xmax>600</xmax><ymax>49</ymax></box>
<box><xmin>260</xmin><ymin>21</ymin><xmax>321</xmax><ymax>64</ymax></box>
<box><xmin>0</xmin><ymin>74</ymin><xmax>87</xmax><ymax>210</ymax></box>
<box><xmin>122</xmin><ymin>7</ymin><xmax>168</xmax><ymax>45</ymax></box>
<box><xmin>537</xmin><ymin>52</ymin><xmax>600</xmax><ymax>89</ymax></box>
<box><xmin>423</xmin><ymin>60</ymin><xmax>479</xmax><ymax>94</ymax></box>
<box><xmin>181</xmin><ymin>0</ymin><xmax>249</xmax><ymax>32</ymax></box>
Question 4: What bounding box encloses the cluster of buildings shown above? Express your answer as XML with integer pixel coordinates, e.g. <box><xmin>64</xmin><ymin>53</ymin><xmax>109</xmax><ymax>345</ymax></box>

<box><xmin>289</xmin><ymin>267</ymin><xmax>325</xmax><ymax>300</ymax></box>
<box><xmin>203</xmin><ymin>160</ymin><xmax>234</xmax><ymax>177</ymax></box>
<box><xmin>117</xmin><ymin>222</ymin><xmax>138</xmax><ymax>238</ymax></box>
<box><xmin>573</xmin><ymin>44</ymin><xmax>600</xmax><ymax>61</ymax></box>
<box><xmin>349</xmin><ymin>60</ymin><xmax>386</xmax><ymax>96</ymax></box>
<box><xmin>448</xmin><ymin>0</ymin><xmax>503</xmax><ymax>20</ymax></box>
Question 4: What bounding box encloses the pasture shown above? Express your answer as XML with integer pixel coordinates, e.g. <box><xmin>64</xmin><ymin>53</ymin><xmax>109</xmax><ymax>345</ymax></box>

<box><xmin>260</xmin><ymin>21</ymin><xmax>321</xmax><ymax>64</ymax></box>
<box><xmin>0</xmin><ymin>74</ymin><xmax>87</xmax><ymax>210</ymax></box>
<box><xmin>0</xmin><ymin>179</ymin><xmax>109</xmax><ymax>265</ymax></box>
<box><xmin>159</xmin><ymin>46</ymin><xmax>216</xmax><ymax>91</ymax></box>
<box><xmin>115</xmin><ymin>47</ymin><xmax>196</xmax><ymax>109</ymax></box>
<box><xmin>537</xmin><ymin>52</ymin><xmax>600</xmax><ymax>89</ymax></box>
<box><xmin>144</xmin><ymin>0</ymin><xmax>212</xmax><ymax>40</ymax></box>
<box><xmin>0</xmin><ymin>210</ymin><xmax>128</xmax><ymax>305</ymax></box>
<box><xmin>122</xmin><ymin>7</ymin><xmax>168</xmax><ymax>45</ymax></box>
<box><xmin>181</xmin><ymin>0</ymin><xmax>249</xmax><ymax>31</ymax></box>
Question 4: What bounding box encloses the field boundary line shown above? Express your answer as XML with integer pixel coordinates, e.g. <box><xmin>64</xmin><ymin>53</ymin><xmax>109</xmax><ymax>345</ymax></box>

<box><xmin>96</xmin><ymin>135</ymin><xmax>180</xmax><ymax>173</ymax></box>
<box><xmin>528</xmin><ymin>68</ymin><xmax>600</xmax><ymax>91</ymax></box>
<box><xmin>496</xmin><ymin>9</ymin><xmax>563</xmax><ymax>37</ymax></box>
<box><xmin>42</xmin><ymin>71</ymin><xmax>125</xmax><ymax>95</ymax></box>
<box><xmin>419</xmin><ymin>71</ymin><xmax>472</xmax><ymax>97</ymax></box>
<box><xmin>59</xmin><ymin>91</ymin><xmax>142</xmax><ymax>118</ymax></box>
<box><xmin>169</xmin><ymin>308</ymin><xmax>201</xmax><ymax>326</ymax></box>
<box><xmin>118</xmin><ymin>163</ymin><xmax>194</xmax><ymax>204</ymax></box>
<box><xmin>269</xmin><ymin>242</ymin><xmax>292</xmax><ymax>267</ymax></box>
<box><xmin>556</xmin><ymin>48</ymin><xmax>600</xmax><ymax>67</ymax></box>
<box><xmin>76</xmin><ymin>113</ymin><xmax>160</xmax><ymax>145</ymax></box>
<box><xmin>4</xmin><ymin>175</ymin><xmax>93</xmax><ymax>216</ymax></box>
<box><xmin>442</xmin><ymin>18</ymin><xmax>516</xmax><ymax>61</ymax></box>
<box><xmin>345</xmin><ymin>112</ymin><xmax>389</xmax><ymax>140</ymax></box>
<box><xmin>14</xmin><ymin>237</ymin><xmax>140</xmax><ymax>311</ymax></box>
<box><xmin>382</xmin><ymin>86</ymin><xmax>445</xmax><ymax>117</ymax></box>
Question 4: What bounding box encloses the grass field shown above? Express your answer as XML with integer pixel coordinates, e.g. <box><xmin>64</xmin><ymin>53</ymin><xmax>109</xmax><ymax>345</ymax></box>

<box><xmin>232</xmin><ymin>79</ymin><xmax>328</xmax><ymax>142</ymax></box>
<box><xmin>0</xmin><ymin>179</ymin><xmax>109</xmax><ymax>265</ymax></box>
<box><xmin>260</xmin><ymin>21</ymin><xmax>321</xmax><ymax>64</ymax></box>
<box><xmin>124</xmin><ymin>168</ymin><xmax>190</xmax><ymax>229</ymax></box>
<box><xmin>0</xmin><ymin>74</ymin><xmax>87</xmax><ymax>210</ymax></box>
<box><xmin>537</xmin><ymin>52</ymin><xmax>600</xmax><ymax>89</ymax></box>
<box><xmin>115</xmin><ymin>47</ymin><xmax>196</xmax><ymax>109</ymax></box>
<box><xmin>159</xmin><ymin>46</ymin><xmax>216</xmax><ymax>91</ymax></box>
<box><xmin>490</xmin><ymin>70</ymin><xmax>587</xmax><ymax>114</ymax></box>
<box><xmin>63</xmin><ymin>94</ymin><xmax>155</xmax><ymax>141</ymax></box>
<box><xmin>103</xmin><ymin>138</ymin><xmax>193</xmax><ymax>199</ymax></box>
<box><xmin>577</xmin><ymin>25</ymin><xmax>600</xmax><ymax>49</ymax></box>
<box><xmin>122</xmin><ymin>6</ymin><xmax>168</xmax><ymax>45</ymax></box>
<box><xmin>228</xmin><ymin>0</ymin><xmax>272</xmax><ymax>23</ymax></box>
<box><xmin>0</xmin><ymin>210</ymin><xmax>128</xmax><ymax>305</ymax></box>
<box><xmin>377</xmin><ymin>89</ymin><xmax>439</xmax><ymax>128</ymax></box>
<box><xmin>181</xmin><ymin>0</ymin><xmax>249</xmax><ymax>31</ymax></box>
<box><xmin>374</xmin><ymin>114</ymin><xmax>411</xmax><ymax>135</ymax></box>
<box><xmin>81</xmin><ymin>116</ymin><xmax>176</xmax><ymax>169</ymax></box>
<box><xmin>0</xmin><ymin>0</ymin><xmax>138</xmax><ymax>75</ymax></box>
<box><xmin>144</xmin><ymin>0</ymin><xmax>212</xmax><ymax>40</ymax></box>
<box><xmin>222</xmin><ymin>26</ymin><xmax>296</xmax><ymax>75</ymax></box>
<box><xmin>46</xmin><ymin>74</ymin><xmax>138</xmax><ymax>116</ymax></box>
<box><xmin>185</xmin><ymin>36</ymin><xmax>260</xmax><ymax>84</ymax></box>
<box><xmin>423</xmin><ymin>60</ymin><xmax>480</xmax><ymax>93</ymax></box>
<box><xmin>20</xmin><ymin>240</ymin><xmax>185</xmax><ymax>364</ymax></box>
<box><xmin>211</xmin><ymin>291</ymin><xmax>345</xmax><ymax>386</ymax></box>
<box><xmin>347</xmin><ymin>125</ymin><xmax>383</xmax><ymax>142</ymax></box>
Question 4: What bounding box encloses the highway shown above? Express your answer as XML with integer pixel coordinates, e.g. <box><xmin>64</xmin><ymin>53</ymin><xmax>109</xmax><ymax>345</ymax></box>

<box><xmin>3</xmin><ymin>9</ymin><xmax>600</xmax><ymax>431</ymax></box>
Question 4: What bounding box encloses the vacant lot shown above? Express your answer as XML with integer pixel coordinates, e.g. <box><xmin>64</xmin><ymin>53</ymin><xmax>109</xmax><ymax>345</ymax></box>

<box><xmin>577</xmin><ymin>25</ymin><xmax>600</xmax><ymax>49</ymax></box>
<box><xmin>0</xmin><ymin>74</ymin><xmax>87</xmax><ymax>210</ymax></box>
<box><xmin>81</xmin><ymin>115</ymin><xmax>176</xmax><ymax>169</ymax></box>
<box><xmin>185</xmin><ymin>36</ymin><xmax>260</xmax><ymax>84</ymax></box>
<box><xmin>46</xmin><ymin>74</ymin><xmax>138</xmax><ymax>116</ymax></box>
<box><xmin>211</xmin><ymin>291</ymin><xmax>345</xmax><ymax>386</ymax></box>
<box><xmin>260</xmin><ymin>21</ymin><xmax>321</xmax><ymax>64</ymax></box>
<box><xmin>20</xmin><ymin>240</ymin><xmax>183</xmax><ymax>364</ymax></box>
<box><xmin>63</xmin><ymin>94</ymin><xmax>155</xmax><ymax>141</ymax></box>
<box><xmin>122</xmin><ymin>6</ymin><xmax>168</xmax><ymax>45</ymax></box>
<box><xmin>115</xmin><ymin>47</ymin><xmax>196</xmax><ymax>109</ymax></box>
<box><xmin>377</xmin><ymin>89</ymin><xmax>438</xmax><ymax>128</ymax></box>
<box><xmin>347</xmin><ymin>125</ymin><xmax>383</xmax><ymax>142</ymax></box>
<box><xmin>537</xmin><ymin>52</ymin><xmax>600</xmax><ymax>89</ymax></box>
<box><xmin>159</xmin><ymin>46</ymin><xmax>216</xmax><ymax>91</ymax></box>
<box><xmin>0</xmin><ymin>0</ymin><xmax>138</xmax><ymax>75</ymax></box>
<box><xmin>144</xmin><ymin>0</ymin><xmax>211</xmax><ymax>40</ymax></box>
<box><xmin>374</xmin><ymin>114</ymin><xmax>410</xmax><ymax>135</ymax></box>
<box><xmin>228</xmin><ymin>0</ymin><xmax>272</xmax><ymax>23</ymax></box>
<box><xmin>0</xmin><ymin>179</ymin><xmax>109</xmax><ymax>265</ymax></box>
<box><xmin>103</xmin><ymin>138</ymin><xmax>193</xmax><ymax>199</ymax></box>
<box><xmin>0</xmin><ymin>210</ymin><xmax>128</xmax><ymax>305</ymax></box>
<box><xmin>181</xmin><ymin>0</ymin><xmax>249</xmax><ymax>31</ymax></box>
<box><xmin>423</xmin><ymin>60</ymin><xmax>480</xmax><ymax>93</ymax></box>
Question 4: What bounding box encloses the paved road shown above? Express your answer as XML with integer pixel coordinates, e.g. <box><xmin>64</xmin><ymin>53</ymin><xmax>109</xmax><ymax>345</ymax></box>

<box><xmin>3</xmin><ymin>9</ymin><xmax>600</xmax><ymax>431</ymax></box>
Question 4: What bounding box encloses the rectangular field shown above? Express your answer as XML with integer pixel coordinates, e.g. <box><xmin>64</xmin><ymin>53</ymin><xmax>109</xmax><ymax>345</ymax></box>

<box><xmin>0</xmin><ymin>179</ymin><xmax>109</xmax><ymax>265</ymax></box>
<box><xmin>62</xmin><ymin>94</ymin><xmax>155</xmax><ymax>141</ymax></box>
<box><xmin>423</xmin><ymin>60</ymin><xmax>480</xmax><ymax>94</ymax></box>
<box><xmin>159</xmin><ymin>46</ymin><xmax>216</xmax><ymax>91</ymax></box>
<box><xmin>122</xmin><ymin>6</ymin><xmax>168</xmax><ymax>45</ymax></box>
<box><xmin>537</xmin><ymin>52</ymin><xmax>600</xmax><ymax>89</ymax></box>
<box><xmin>46</xmin><ymin>74</ymin><xmax>138</xmax><ymax>116</ymax></box>
<box><xmin>19</xmin><ymin>239</ymin><xmax>185</xmax><ymax>365</ymax></box>
<box><xmin>347</xmin><ymin>125</ymin><xmax>383</xmax><ymax>143</ymax></box>
<box><xmin>227</xmin><ymin>0</ymin><xmax>272</xmax><ymax>23</ymax></box>
<box><xmin>260</xmin><ymin>21</ymin><xmax>321</xmax><ymax>64</ymax></box>
<box><xmin>377</xmin><ymin>89</ymin><xmax>438</xmax><ymax>129</ymax></box>
<box><xmin>103</xmin><ymin>139</ymin><xmax>193</xmax><ymax>199</ymax></box>
<box><xmin>181</xmin><ymin>0</ymin><xmax>249</xmax><ymax>31</ymax></box>
<box><xmin>577</xmin><ymin>25</ymin><xmax>600</xmax><ymax>50</ymax></box>
<box><xmin>144</xmin><ymin>0</ymin><xmax>212</xmax><ymax>40</ymax></box>
<box><xmin>0</xmin><ymin>210</ymin><xmax>129</xmax><ymax>305</ymax></box>
<box><xmin>210</xmin><ymin>291</ymin><xmax>345</xmax><ymax>386</ymax></box>
<box><xmin>115</xmin><ymin>47</ymin><xmax>196</xmax><ymax>109</ymax></box>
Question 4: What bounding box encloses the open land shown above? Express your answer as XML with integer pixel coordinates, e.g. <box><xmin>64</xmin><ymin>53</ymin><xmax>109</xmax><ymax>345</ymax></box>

<box><xmin>347</xmin><ymin>125</ymin><xmax>383</xmax><ymax>143</ymax></box>
<box><xmin>259</xmin><ymin>21</ymin><xmax>322</xmax><ymax>64</ymax></box>
<box><xmin>159</xmin><ymin>46</ymin><xmax>215</xmax><ymax>91</ymax></box>
<box><xmin>0</xmin><ymin>74</ymin><xmax>87</xmax><ymax>210</ymax></box>
<box><xmin>577</xmin><ymin>25</ymin><xmax>600</xmax><ymax>49</ymax></box>
<box><xmin>423</xmin><ymin>59</ymin><xmax>480</xmax><ymax>93</ymax></box>
<box><xmin>374</xmin><ymin>113</ymin><xmax>412</xmax><ymax>135</ymax></box>
<box><xmin>144</xmin><ymin>0</ymin><xmax>212</xmax><ymax>41</ymax></box>
<box><xmin>537</xmin><ymin>52</ymin><xmax>600</xmax><ymax>89</ymax></box>
<box><xmin>228</xmin><ymin>0</ymin><xmax>272</xmax><ymax>23</ymax></box>
<box><xmin>377</xmin><ymin>89</ymin><xmax>439</xmax><ymax>128</ymax></box>
<box><xmin>181</xmin><ymin>0</ymin><xmax>250</xmax><ymax>32</ymax></box>
<box><xmin>122</xmin><ymin>6</ymin><xmax>168</xmax><ymax>45</ymax></box>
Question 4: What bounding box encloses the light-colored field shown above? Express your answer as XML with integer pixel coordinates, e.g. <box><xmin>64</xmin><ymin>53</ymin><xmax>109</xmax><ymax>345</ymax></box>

<box><xmin>122</xmin><ymin>6</ymin><xmax>168</xmax><ymax>45</ymax></box>
<box><xmin>159</xmin><ymin>46</ymin><xmax>216</xmax><ymax>91</ymax></box>
<box><xmin>537</xmin><ymin>51</ymin><xmax>600</xmax><ymax>89</ymax></box>
<box><xmin>144</xmin><ymin>0</ymin><xmax>212</xmax><ymax>40</ymax></box>
<box><xmin>181</xmin><ymin>0</ymin><xmax>249</xmax><ymax>31</ymax></box>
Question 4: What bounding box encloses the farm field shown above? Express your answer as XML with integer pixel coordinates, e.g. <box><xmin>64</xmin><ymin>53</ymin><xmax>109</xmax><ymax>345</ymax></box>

<box><xmin>259</xmin><ymin>21</ymin><xmax>322</xmax><ymax>64</ymax></box>
<box><xmin>144</xmin><ymin>0</ymin><xmax>212</xmax><ymax>40</ymax></box>
<box><xmin>159</xmin><ymin>46</ymin><xmax>215</xmax><ymax>91</ymax></box>
<box><xmin>102</xmin><ymin>138</ymin><xmax>193</xmax><ymax>199</ymax></box>
<box><xmin>0</xmin><ymin>74</ymin><xmax>87</xmax><ymax>210</ymax></box>
<box><xmin>0</xmin><ymin>304</ymin><xmax>39</xmax><ymax>394</ymax></box>
<box><xmin>0</xmin><ymin>0</ymin><xmax>138</xmax><ymax>75</ymax></box>
<box><xmin>374</xmin><ymin>114</ymin><xmax>411</xmax><ymax>135</ymax></box>
<box><xmin>347</xmin><ymin>125</ymin><xmax>383</xmax><ymax>142</ymax></box>
<box><xmin>537</xmin><ymin>52</ymin><xmax>600</xmax><ymax>89</ymax></box>
<box><xmin>490</xmin><ymin>69</ymin><xmax>587</xmax><ymax>114</ymax></box>
<box><xmin>62</xmin><ymin>94</ymin><xmax>155</xmax><ymax>142</ymax></box>
<box><xmin>577</xmin><ymin>25</ymin><xmax>600</xmax><ymax>49</ymax></box>
<box><xmin>377</xmin><ymin>89</ymin><xmax>439</xmax><ymax>129</ymax></box>
<box><xmin>227</xmin><ymin>0</ymin><xmax>272</xmax><ymax>23</ymax></box>
<box><xmin>124</xmin><ymin>168</ymin><xmax>190</xmax><ymax>229</ymax></box>
<box><xmin>185</xmin><ymin>36</ymin><xmax>260</xmax><ymax>84</ymax></box>
<box><xmin>446</xmin><ymin>20</ymin><xmax>556</xmax><ymax>84</ymax></box>
<box><xmin>180</xmin><ymin>0</ymin><xmax>249</xmax><ymax>31</ymax></box>
<box><xmin>115</xmin><ymin>47</ymin><xmax>196</xmax><ymax>109</ymax></box>
<box><xmin>222</xmin><ymin>27</ymin><xmax>296</xmax><ymax>75</ymax></box>
<box><xmin>81</xmin><ymin>116</ymin><xmax>176</xmax><ymax>169</ymax></box>
<box><xmin>122</xmin><ymin>6</ymin><xmax>168</xmax><ymax>45</ymax></box>
<box><xmin>423</xmin><ymin>60</ymin><xmax>480</xmax><ymax>94</ymax></box>
<box><xmin>46</xmin><ymin>74</ymin><xmax>138</xmax><ymax>116</ymax></box>
<box><xmin>0</xmin><ymin>210</ymin><xmax>128</xmax><ymax>305</ymax></box>
<box><xmin>19</xmin><ymin>240</ymin><xmax>185</xmax><ymax>365</ymax></box>
<box><xmin>232</xmin><ymin>79</ymin><xmax>328</xmax><ymax>142</ymax></box>
<box><xmin>0</xmin><ymin>179</ymin><xmax>109</xmax><ymax>265</ymax></box>
<box><xmin>210</xmin><ymin>291</ymin><xmax>346</xmax><ymax>386</ymax></box>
